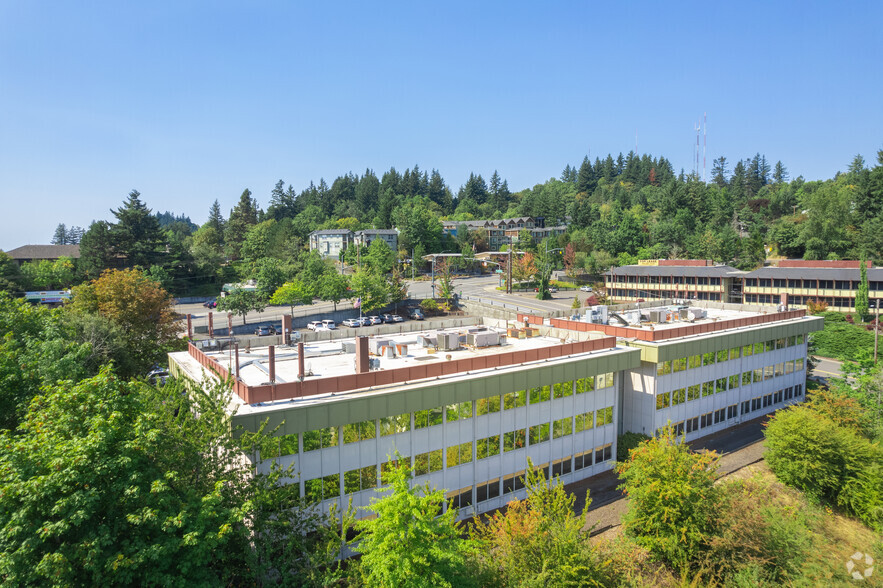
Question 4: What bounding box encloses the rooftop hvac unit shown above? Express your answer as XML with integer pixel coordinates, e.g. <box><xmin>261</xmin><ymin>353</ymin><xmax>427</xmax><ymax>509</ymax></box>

<box><xmin>648</xmin><ymin>310</ymin><xmax>664</xmax><ymax>323</ymax></box>
<box><xmin>678</xmin><ymin>308</ymin><xmax>690</xmax><ymax>320</ymax></box>
<box><xmin>370</xmin><ymin>358</ymin><xmax>381</xmax><ymax>370</ymax></box>
<box><xmin>341</xmin><ymin>341</ymin><xmax>356</xmax><ymax>353</ymax></box>
<box><xmin>418</xmin><ymin>335</ymin><xmax>437</xmax><ymax>348</ymax></box>
<box><xmin>687</xmin><ymin>309</ymin><xmax>706</xmax><ymax>321</ymax></box>
<box><xmin>369</xmin><ymin>338</ymin><xmax>392</xmax><ymax>355</ymax></box>
<box><xmin>437</xmin><ymin>331</ymin><xmax>460</xmax><ymax>351</ymax></box>
<box><xmin>467</xmin><ymin>331</ymin><xmax>500</xmax><ymax>348</ymax></box>
<box><xmin>587</xmin><ymin>305</ymin><xmax>608</xmax><ymax>325</ymax></box>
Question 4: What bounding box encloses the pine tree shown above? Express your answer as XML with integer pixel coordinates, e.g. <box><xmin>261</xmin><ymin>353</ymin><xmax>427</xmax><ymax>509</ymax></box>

<box><xmin>773</xmin><ymin>161</ymin><xmax>789</xmax><ymax>184</ymax></box>
<box><xmin>51</xmin><ymin>223</ymin><xmax>68</xmax><ymax>245</ymax></box>
<box><xmin>577</xmin><ymin>156</ymin><xmax>596</xmax><ymax>194</ymax></box>
<box><xmin>711</xmin><ymin>157</ymin><xmax>729</xmax><ymax>187</ymax></box>
<box><xmin>206</xmin><ymin>200</ymin><xmax>226</xmax><ymax>237</ymax></box>
<box><xmin>225</xmin><ymin>189</ymin><xmax>260</xmax><ymax>260</ymax></box>
<box><xmin>111</xmin><ymin>190</ymin><xmax>163</xmax><ymax>268</ymax></box>
<box><xmin>856</xmin><ymin>257</ymin><xmax>870</xmax><ymax>320</ymax></box>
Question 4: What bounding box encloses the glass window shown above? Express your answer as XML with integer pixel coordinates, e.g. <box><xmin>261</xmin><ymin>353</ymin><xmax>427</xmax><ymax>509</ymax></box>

<box><xmin>796</xmin><ymin>334</ymin><xmax>804</xmax><ymax>344</ymax></box>
<box><xmin>503</xmin><ymin>390</ymin><xmax>527</xmax><ymax>409</ymax></box>
<box><xmin>446</xmin><ymin>401</ymin><xmax>472</xmax><ymax>422</ymax></box>
<box><xmin>754</xmin><ymin>368</ymin><xmax>763</xmax><ymax>383</ymax></box>
<box><xmin>786</xmin><ymin>360</ymin><xmax>794</xmax><ymax>374</ymax></box>
<box><xmin>776</xmin><ymin>338</ymin><xmax>787</xmax><ymax>349</ymax></box>
<box><xmin>673</xmin><ymin>357</ymin><xmax>687</xmax><ymax>372</ymax></box>
<box><xmin>597</xmin><ymin>406</ymin><xmax>614</xmax><ymax>426</ymax></box>
<box><xmin>742</xmin><ymin>344</ymin><xmax>753</xmax><ymax>357</ymax></box>
<box><xmin>595</xmin><ymin>444</ymin><xmax>613</xmax><ymax>463</ymax></box>
<box><xmin>743</xmin><ymin>371</ymin><xmax>752</xmax><ymax>386</ymax></box>
<box><xmin>656</xmin><ymin>392</ymin><xmax>670</xmax><ymax>410</ymax></box>
<box><xmin>380</xmin><ymin>413</ymin><xmax>410</xmax><ymax>436</ymax></box>
<box><xmin>796</xmin><ymin>358</ymin><xmax>804</xmax><ymax>371</ymax></box>
<box><xmin>765</xmin><ymin>340</ymin><xmax>775</xmax><ymax>352</ymax></box>
<box><xmin>529</xmin><ymin>423</ymin><xmax>550</xmax><ymax>445</ymax></box>
<box><xmin>657</xmin><ymin>361</ymin><xmax>672</xmax><ymax>375</ymax></box>
<box><xmin>345</xmin><ymin>465</ymin><xmax>377</xmax><ymax>494</ymax></box>
<box><xmin>504</xmin><ymin>429</ymin><xmax>526</xmax><ymax>452</ymax></box>
<box><xmin>672</xmin><ymin>388</ymin><xmax>686</xmax><ymax>405</ymax></box>
<box><xmin>303</xmin><ymin>427</ymin><xmax>339</xmax><ymax>452</ymax></box>
<box><xmin>344</xmin><ymin>420</ymin><xmax>376</xmax><ymax>444</ymax></box>
<box><xmin>380</xmin><ymin>455</ymin><xmax>409</xmax><ymax>485</ymax></box>
<box><xmin>477</xmin><ymin>396</ymin><xmax>501</xmax><ymax>415</ymax></box>
<box><xmin>764</xmin><ymin>365</ymin><xmax>774</xmax><ymax>380</ymax></box>
<box><xmin>716</xmin><ymin>377</ymin><xmax>727</xmax><ymax>393</ymax></box>
<box><xmin>305</xmin><ymin>473</ymin><xmax>339</xmax><ymax>502</ymax></box>
<box><xmin>717</xmin><ymin>349</ymin><xmax>729</xmax><ymax>363</ymax></box>
<box><xmin>688</xmin><ymin>384</ymin><xmax>700</xmax><ymax>401</ymax></box>
<box><xmin>553</xmin><ymin>417</ymin><xmax>573</xmax><ymax>438</ymax></box>
<box><xmin>575</xmin><ymin>411</ymin><xmax>594</xmax><ymax>432</ymax></box>
<box><xmin>447</xmin><ymin>441</ymin><xmax>473</xmax><ymax>467</ymax></box>
<box><xmin>574</xmin><ymin>450</ymin><xmax>592</xmax><ymax>471</ymax></box>
<box><xmin>553</xmin><ymin>381</ymin><xmax>574</xmax><ymax>399</ymax></box>
<box><xmin>775</xmin><ymin>362</ymin><xmax>784</xmax><ymax>377</ymax></box>
<box><xmin>530</xmin><ymin>385</ymin><xmax>551</xmax><ymax>404</ymax></box>
<box><xmin>260</xmin><ymin>433</ymin><xmax>299</xmax><ymax>459</ymax></box>
<box><xmin>754</xmin><ymin>342</ymin><xmax>764</xmax><ymax>355</ymax></box>
<box><xmin>729</xmin><ymin>374</ymin><xmax>740</xmax><ymax>389</ymax></box>
<box><xmin>702</xmin><ymin>352</ymin><xmax>716</xmax><ymax>366</ymax></box>
<box><xmin>688</xmin><ymin>355</ymin><xmax>702</xmax><ymax>369</ymax></box>
<box><xmin>730</xmin><ymin>347</ymin><xmax>741</xmax><ymax>360</ymax></box>
<box><xmin>476</xmin><ymin>435</ymin><xmax>500</xmax><ymax>460</ymax></box>
<box><xmin>702</xmin><ymin>381</ymin><xmax>714</xmax><ymax>397</ymax></box>
<box><xmin>596</xmin><ymin>373</ymin><xmax>614</xmax><ymax>388</ymax></box>
<box><xmin>575</xmin><ymin>377</ymin><xmax>594</xmax><ymax>393</ymax></box>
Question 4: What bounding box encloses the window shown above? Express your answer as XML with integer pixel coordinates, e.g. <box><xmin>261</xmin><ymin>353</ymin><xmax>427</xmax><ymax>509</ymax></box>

<box><xmin>776</xmin><ymin>338</ymin><xmax>787</xmax><ymax>349</ymax></box>
<box><xmin>672</xmin><ymin>388</ymin><xmax>686</xmax><ymax>405</ymax></box>
<box><xmin>702</xmin><ymin>352</ymin><xmax>716</xmax><ymax>366</ymax></box>
<box><xmin>446</xmin><ymin>442</ymin><xmax>473</xmax><ymax>467</ymax></box>
<box><xmin>764</xmin><ymin>365</ymin><xmax>774</xmax><ymax>380</ymax></box>
<box><xmin>574</xmin><ymin>450</ymin><xmax>593</xmax><ymax>471</ymax></box>
<box><xmin>344</xmin><ymin>465</ymin><xmax>377</xmax><ymax>494</ymax></box>
<box><xmin>673</xmin><ymin>421</ymin><xmax>685</xmax><ymax>436</ymax></box>
<box><xmin>414</xmin><ymin>449</ymin><xmax>443</xmax><ymax>475</ymax></box>
<box><xmin>446</xmin><ymin>401</ymin><xmax>473</xmax><ymax>422</ymax></box>
<box><xmin>714</xmin><ymin>408</ymin><xmax>726</xmax><ymax>424</ymax></box>
<box><xmin>261</xmin><ymin>434</ymin><xmax>299</xmax><ymax>459</ymax></box>
<box><xmin>717</xmin><ymin>349</ymin><xmax>729</xmax><ymax>363</ymax></box>
<box><xmin>476</xmin><ymin>478</ymin><xmax>500</xmax><ymax>503</ymax></box>
<box><xmin>787</xmin><ymin>335</ymin><xmax>796</xmax><ymax>347</ymax></box>
<box><xmin>552</xmin><ymin>457</ymin><xmax>572</xmax><ymax>478</ymax></box>
<box><xmin>504</xmin><ymin>390</ymin><xmax>527</xmax><ymax>409</ymax></box>
<box><xmin>477</xmin><ymin>395</ymin><xmax>501</xmax><ymax>415</ymax></box>
<box><xmin>686</xmin><ymin>416</ymin><xmax>700</xmax><ymax>433</ymax></box>
<box><xmin>380</xmin><ymin>455</ymin><xmax>410</xmax><ymax>485</ymax></box>
<box><xmin>743</xmin><ymin>371</ymin><xmax>753</xmax><ymax>386</ymax></box>
<box><xmin>415</xmin><ymin>408</ymin><xmax>443</xmax><ymax>428</ymax></box>
<box><xmin>785</xmin><ymin>386</ymin><xmax>794</xmax><ymax>400</ymax></box>
<box><xmin>575</xmin><ymin>377</ymin><xmax>594</xmax><ymax>394</ymax></box>
<box><xmin>729</xmin><ymin>374</ymin><xmax>740</xmax><ymax>390</ymax></box>
<box><xmin>343</xmin><ymin>420</ymin><xmax>376</xmax><ymax>444</ymax></box>
<box><xmin>553</xmin><ymin>417</ymin><xmax>573</xmax><ymax>438</ymax></box>
<box><xmin>795</xmin><ymin>384</ymin><xmax>803</xmax><ymax>397</ymax></box>
<box><xmin>596</xmin><ymin>406</ymin><xmax>614</xmax><ymax>426</ymax></box>
<box><xmin>688</xmin><ymin>385</ymin><xmax>701</xmax><ymax>401</ymax></box>
<box><xmin>742</xmin><ymin>344</ymin><xmax>753</xmax><ymax>357</ymax></box>
<box><xmin>741</xmin><ymin>400</ymin><xmax>751</xmax><ymax>415</ymax></box>
<box><xmin>796</xmin><ymin>334</ymin><xmax>804</xmax><ymax>344</ymax></box>
<box><xmin>305</xmin><ymin>474</ymin><xmax>340</xmax><ymax>502</ymax></box>
<box><xmin>380</xmin><ymin>413</ymin><xmax>410</xmax><ymax>436</ymax></box>
<box><xmin>503</xmin><ymin>471</ymin><xmax>526</xmax><ymax>494</ymax></box>
<box><xmin>303</xmin><ymin>427</ymin><xmax>339</xmax><ymax>452</ymax></box>
<box><xmin>689</xmin><ymin>355</ymin><xmax>702</xmax><ymax>369</ymax></box>
<box><xmin>673</xmin><ymin>357</ymin><xmax>687</xmax><ymax>372</ymax></box>
<box><xmin>716</xmin><ymin>377</ymin><xmax>727</xmax><ymax>393</ymax></box>
<box><xmin>774</xmin><ymin>390</ymin><xmax>783</xmax><ymax>404</ymax></box>
<box><xmin>700</xmin><ymin>412</ymin><xmax>713</xmax><ymax>428</ymax></box>
<box><xmin>754</xmin><ymin>342</ymin><xmax>764</xmax><ymax>355</ymax></box>
<box><xmin>447</xmin><ymin>486</ymin><xmax>473</xmax><ymax>509</ymax></box>
<box><xmin>751</xmin><ymin>397</ymin><xmax>762</xmax><ymax>411</ymax></box>
<box><xmin>702</xmin><ymin>381</ymin><xmax>714</xmax><ymax>397</ymax></box>
<box><xmin>656</xmin><ymin>392</ymin><xmax>671</xmax><ymax>410</ymax></box>
<box><xmin>575</xmin><ymin>411</ymin><xmax>594</xmax><ymax>432</ymax></box>
<box><xmin>775</xmin><ymin>362</ymin><xmax>784</xmax><ymax>377</ymax></box>
<box><xmin>730</xmin><ymin>347</ymin><xmax>741</xmax><ymax>360</ymax></box>
<box><xmin>597</xmin><ymin>372</ymin><xmax>614</xmax><ymax>388</ymax></box>
<box><xmin>764</xmin><ymin>340</ymin><xmax>774</xmax><ymax>353</ymax></box>
<box><xmin>553</xmin><ymin>381</ymin><xmax>573</xmax><ymax>399</ymax></box>
<box><xmin>476</xmin><ymin>435</ymin><xmax>500</xmax><ymax>459</ymax></box>
<box><xmin>796</xmin><ymin>358</ymin><xmax>804</xmax><ymax>371</ymax></box>
<box><xmin>530</xmin><ymin>385</ymin><xmax>551</xmax><ymax>404</ymax></box>
<box><xmin>595</xmin><ymin>444</ymin><xmax>613</xmax><ymax>463</ymax></box>
<box><xmin>503</xmin><ymin>429</ymin><xmax>526</xmax><ymax>452</ymax></box>
<box><xmin>529</xmin><ymin>423</ymin><xmax>550</xmax><ymax>445</ymax></box>
<box><xmin>762</xmin><ymin>394</ymin><xmax>773</xmax><ymax>408</ymax></box>
<box><xmin>753</xmin><ymin>368</ymin><xmax>763</xmax><ymax>383</ymax></box>
<box><xmin>786</xmin><ymin>360</ymin><xmax>794</xmax><ymax>374</ymax></box>
<box><xmin>727</xmin><ymin>404</ymin><xmax>738</xmax><ymax>420</ymax></box>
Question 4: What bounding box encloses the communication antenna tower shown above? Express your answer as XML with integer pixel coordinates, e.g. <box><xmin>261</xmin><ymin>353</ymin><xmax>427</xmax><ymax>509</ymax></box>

<box><xmin>703</xmin><ymin>112</ymin><xmax>707</xmax><ymax>182</ymax></box>
<box><xmin>694</xmin><ymin>122</ymin><xmax>701</xmax><ymax>178</ymax></box>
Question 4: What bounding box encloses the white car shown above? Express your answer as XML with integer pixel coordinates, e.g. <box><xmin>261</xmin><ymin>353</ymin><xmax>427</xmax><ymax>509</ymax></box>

<box><xmin>580</xmin><ymin>285</ymin><xmax>593</xmax><ymax>292</ymax></box>
<box><xmin>341</xmin><ymin>319</ymin><xmax>361</xmax><ymax>328</ymax></box>
<box><xmin>321</xmin><ymin>320</ymin><xmax>337</xmax><ymax>330</ymax></box>
<box><xmin>306</xmin><ymin>321</ymin><xmax>323</xmax><ymax>331</ymax></box>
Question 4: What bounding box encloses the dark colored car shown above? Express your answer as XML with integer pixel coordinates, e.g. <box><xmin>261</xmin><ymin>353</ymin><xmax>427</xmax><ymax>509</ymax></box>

<box><xmin>203</xmin><ymin>299</ymin><xmax>217</xmax><ymax>309</ymax></box>
<box><xmin>254</xmin><ymin>325</ymin><xmax>276</xmax><ymax>336</ymax></box>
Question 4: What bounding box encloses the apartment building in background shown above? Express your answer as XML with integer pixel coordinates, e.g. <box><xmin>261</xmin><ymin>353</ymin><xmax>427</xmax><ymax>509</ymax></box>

<box><xmin>308</xmin><ymin>229</ymin><xmax>353</xmax><ymax>258</ymax></box>
<box><xmin>442</xmin><ymin>216</ymin><xmax>569</xmax><ymax>251</ymax></box>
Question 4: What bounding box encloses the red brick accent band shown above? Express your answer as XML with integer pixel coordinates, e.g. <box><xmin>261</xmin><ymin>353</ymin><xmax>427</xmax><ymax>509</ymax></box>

<box><xmin>777</xmin><ymin>259</ymin><xmax>871</xmax><ymax>269</ymax></box>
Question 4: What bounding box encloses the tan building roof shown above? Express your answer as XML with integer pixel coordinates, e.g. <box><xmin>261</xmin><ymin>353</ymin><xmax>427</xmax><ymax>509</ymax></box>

<box><xmin>5</xmin><ymin>244</ymin><xmax>80</xmax><ymax>261</ymax></box>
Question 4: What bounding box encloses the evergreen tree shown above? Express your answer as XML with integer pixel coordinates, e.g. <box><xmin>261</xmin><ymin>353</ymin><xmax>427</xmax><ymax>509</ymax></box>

<box><xmin>773</xmin><ymin>161</ymin><xmax>789</xmax><ymax>184</ymax></box>
<box><xmin>356</xmin><ymin>169</ymin><xmax>380</xmax><ymax>214</ymax></box>
<box><xmin>67</xmin><ymin>226</ymin><xmax>85</xmax><ymax>244</ymax></box>
<box><xmin>856</xmin><ymin>257</ymin><xmax>870</xmax><ymax>320</ymax></box>
<box><xmin>267</xmin><ymin>179</ymin><xmax>299</xmax><ymax>220</ymax></box>
<box><xmin>110</xmin><ymin>190</ymin><xmax>164</xmax><ymax>269</ymax></box>
<box><xmin>711</xmin><ymin>157</ymin><xmax>729</xmax><ymax>187</ymax></box>
<box><xmin>51</xmin><ymin>223</ymin><xmax>68</xmax><ymax>245</ymax></box>
<box><xmin>225</xmin><ymin>189</ymin><xmax>260</xmax><ymax>260</ymax></box>
<box><xmin>577</xmin><ymin>156</ymin><xmax>596</xmax><ymax>194</ymax></box>
<box><xmin>427</xmin><ymin>169</ymin><xmax>448</xmax><ymax>209</ymax></box>
<box><xmin>206</xmin><ymin>199</ymin><xmax>226</xmax><ymax>236</ymax></box>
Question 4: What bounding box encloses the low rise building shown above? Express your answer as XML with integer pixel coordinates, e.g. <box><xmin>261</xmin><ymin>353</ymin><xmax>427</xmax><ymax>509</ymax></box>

<box><xmin>354</xmin><ymin>229</ymin><xmax>398</xmax><ymax>252</ymax></box>
<box><xmin>5</xmin><ymin>244</ymin><xmax>80</xmax><ymax>266</ymax></box>
<box><xmin>309</xmin><ymin>229</ymin><xmax>353</xmax><ymax>258</ymax></box>
<box><xmin>442</xmin><ymin>217</ymin><xmax>568</xmax><ymax>251</ymax></box>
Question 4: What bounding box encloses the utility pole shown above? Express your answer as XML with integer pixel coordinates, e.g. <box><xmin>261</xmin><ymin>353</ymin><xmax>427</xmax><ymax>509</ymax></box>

<box><xmin>874</xmin><ymin>299</ymin><xmax>879</xmax><ymax>366</ymax></box>
<box><xmin>507</xmin><ymin>236</ymin><xmax>513</xmax><ymax>295</ymax></box>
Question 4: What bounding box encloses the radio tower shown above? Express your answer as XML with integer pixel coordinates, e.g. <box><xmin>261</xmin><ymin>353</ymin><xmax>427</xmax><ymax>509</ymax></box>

<box><xmin>703</xmin><ymin>112</ymin><xmax>707</xmax><ymax>182</ymax></box>
<box><xmin>694</xmin><ymin>122</ymin><xmax>701</xmax><ymax>178</ymax></box>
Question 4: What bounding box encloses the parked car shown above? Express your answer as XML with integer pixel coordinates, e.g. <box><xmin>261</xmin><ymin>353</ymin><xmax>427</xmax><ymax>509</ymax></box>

<box><xmin>549</xmin><ymin>286</ymin><xmax>558</xmax><ymax>293</ymax></box>
<box><xmin>367</xmin><ymin>315</ymin><xmax>382</xmax><ymax>325</ymax></box>
<box><xmin>254</xmin><ymin>325</ymin><xmax>276</xmax><ymax>336</ymax></box>
<box><xmin>390</xmin><ymin>314</ymin><xmax>405</xmax><ymax>323</ymax></box>
<box><xmin>409</xmin><ymin>308</ymin><xmax>425</xmax><ymax>320</ymax></box>
<box><xmin>579</xmin><ymin>285</ymin><xmax>593</xmax><ymax>292</ymax></box>
<box><xmin>203</xmin><ymin>299</ymin><xmax>217</xmax><ymax>308</ymax></box>
<box><xmin>321</xmin><ymin>320</ymin><xmax>337</xmax><ymax>330</ymax></box>
<box><xmin>313</xmin><ymin>326</ymin><xmax>332</xmax><ymax>332</ymax></box>
<box><xmin>380</xmin><ymin>313</ymin><xmax>395</xmax><ymax>323</ymax></box>
<box><xmin>357</xmin><ymin>317</ymin><xmax>371</xmax><ymax>326</ymax></box>
<box><xmin>306</xmin><ymin>321</ymin><xmax>323</xmax><ymax>331</ymax></box>
<box><xmin>147</xmin><ymin>367</ymin><xmax>170</xmax><ymax>385</ymax></box>
<box><xmin>341</xmin><ymin>318</ymin><xmax>361</xmax><ymax>328</ymax></box>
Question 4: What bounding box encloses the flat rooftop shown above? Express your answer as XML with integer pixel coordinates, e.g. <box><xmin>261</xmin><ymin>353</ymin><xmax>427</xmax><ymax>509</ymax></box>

<box><xmin>171</xmin><ymin>325</ymin><xmax>618</xmax><ymax>406</ymax></box>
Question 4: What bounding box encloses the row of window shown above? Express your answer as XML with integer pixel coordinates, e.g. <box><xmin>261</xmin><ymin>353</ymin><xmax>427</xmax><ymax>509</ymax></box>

<box><xmin>660</xmin><ymin>384</ymin><xmax>803</xmax><ymax>437</ymax></box>
<box><xmin>657</xmin><ymin>338</ymin><xmax>804</xmax><ymax>376</ymax></box>
<box><xmin>262</xmin><ymin>375</ymin><xmax>615</xmax><ymax>458</ymax></box>
<box><xmin>608</xmin><ymin>289</ymin><xmax>723</xmax><ymax>301</ymax></box>
<box><xmin>744</xmin><ymin>278</ymin><xmax>883</xmax><ymax>291</ymax></box>
<box><xmin>744</xmin><ymin>294</ymin><xmax>880</xmax><ymax>309</ymax></box>
<box><xmin>610</xmin><ymin>275</ymin><xmax>723</xmax><ymax>286</ymax></box>
<box><xmin>656</xmin><ymin>360</ymin><xmax>805</xmax><ymax>410</ymax></box>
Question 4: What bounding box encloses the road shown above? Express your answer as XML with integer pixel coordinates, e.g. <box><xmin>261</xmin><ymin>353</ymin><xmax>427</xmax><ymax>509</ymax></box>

<box><xmin>811</xmin><ymin>356</ymin><xmax>851</xmax><ymax>383</ymax></box>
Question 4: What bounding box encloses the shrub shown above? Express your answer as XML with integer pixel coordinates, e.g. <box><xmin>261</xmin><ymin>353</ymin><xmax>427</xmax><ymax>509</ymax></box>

<box><xmin>764</xmin><ymin>405</ymin><xmax>883</xmax><ymax>530</ymax></box>
<box><xmin>419</xmin><ymin>299</ymin><xmax>438</xmax><ymax>312</ymax></box>
<box><xmin>616</xmin><ymin>432</ymin><xmax>650</xmax><ymax>462</ymax></box>
<box><xmin>615</xmin><ymin>426</ymin><xmax>721</xmax><ymax>568</ymax></box>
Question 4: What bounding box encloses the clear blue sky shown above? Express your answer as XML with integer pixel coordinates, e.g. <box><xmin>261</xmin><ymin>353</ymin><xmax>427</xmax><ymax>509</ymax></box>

<box><xmin>1</xmin><ymin>1</ymin><xmax>881</xmax><ymax>250</ymax></box>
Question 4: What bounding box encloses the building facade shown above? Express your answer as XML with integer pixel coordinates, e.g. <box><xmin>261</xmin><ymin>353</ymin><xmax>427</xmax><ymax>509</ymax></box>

<box><xmin>354</xmin><ymin>229</ymin><xmax>398</xmax><ymax>252</ymax></box>
<box><xmin>442</xmin><ymin>217</ymin><xmax>568</xmax><ymax>251</ymax></box>
<box><xmin>309</xmin><ymin>229</ymin><xmax>353</xmax><ymax>258</ymax></box>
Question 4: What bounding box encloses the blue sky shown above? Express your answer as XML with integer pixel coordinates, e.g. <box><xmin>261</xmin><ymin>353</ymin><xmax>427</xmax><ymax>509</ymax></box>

<box><xmin>1</xmin><ymin>1</ymin><xmax>881</xmax><ymax>250</ymax></box>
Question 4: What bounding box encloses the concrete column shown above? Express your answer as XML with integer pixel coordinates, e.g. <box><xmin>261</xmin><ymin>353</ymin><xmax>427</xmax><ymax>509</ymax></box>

<box><xmin>282</xmin><ymin>314</ymin><xmax>293</xmax><ymax>344</ymax></box>
<box><xmin>268</xmin><ymin>345</ymin><xmax>275</xmax><ymax>383</ymax></box>
<box><xmin>356</xmin><ymin>336</ymin><xmax>370</xmax><ymax>374</ymax></box>
<box><xmin>187</xmin><ymin>314</ymin><xmax>192</xmax><ymax>339</ymax></box>
<box><xmin>234</xmin><ymin>344</ymin><xmax>240</xmax><ymax>379</ymax></box>
<box><xmin>208</xmin><ymin>312</ymin><xmax>214</xmax><ymax>337</ymax></box>
<box><xmin>298</xmin><ymin>341</ymin><xmax>305</xmax><ymax>380</ymax></box>
<box><xmin>780</xmin><ymin>292</ymin><xmax>789</xmax><ymax>310</ymax></box>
